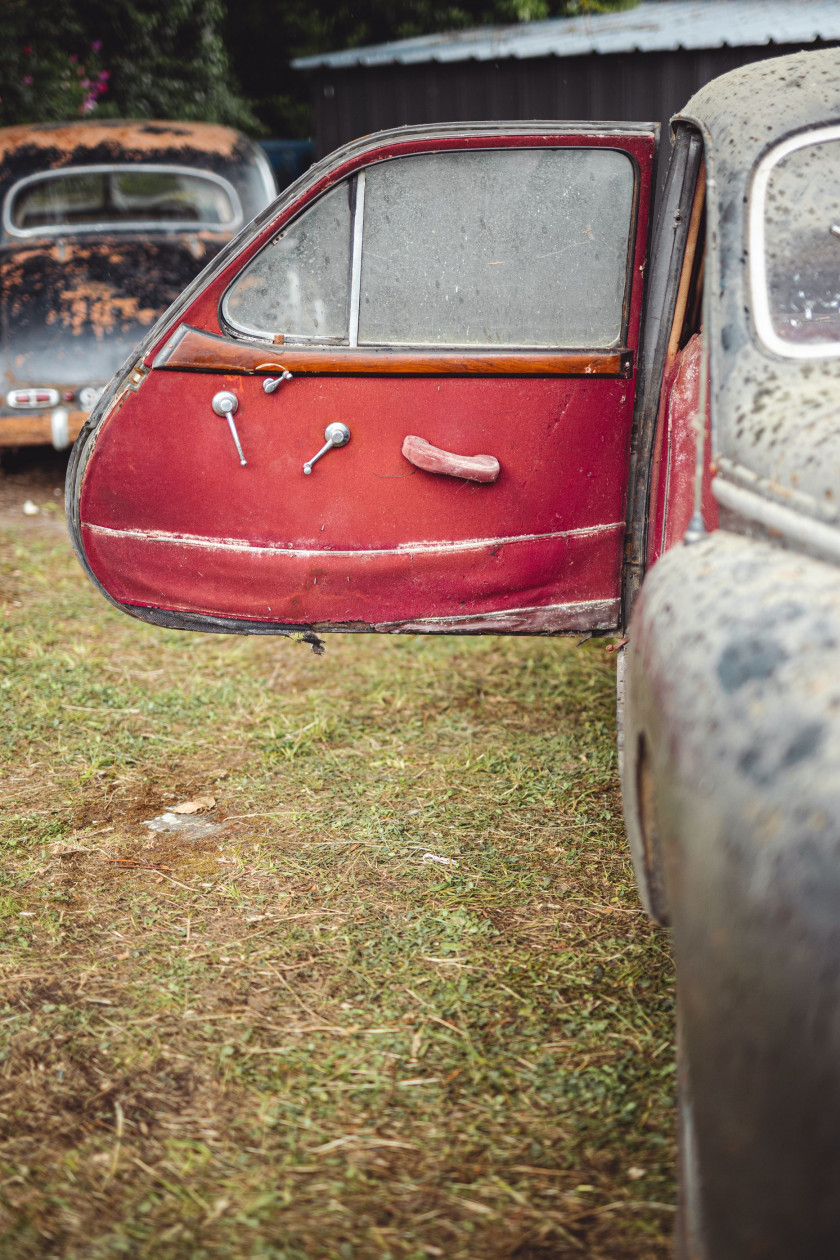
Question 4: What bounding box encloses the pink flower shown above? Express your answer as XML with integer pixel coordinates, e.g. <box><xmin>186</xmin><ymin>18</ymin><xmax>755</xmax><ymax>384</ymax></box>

<box><xmin>23</xmin><ymin>45</ymin><xmax>31</xmax><ymax>55</ymax></box>
<box><xmin>22</xmin><ymin>75</ymin><xmax>32</xmax><ymax>85</ymax></box>
<box><xmin>90</xmin><ymin>39</ymin><xmax>102</xmax><ymax>52</ymax></box>
<box><xmin>69</xmin><ymin>54</ymin><xmax>77</xmax><ymax>64</ymax></box>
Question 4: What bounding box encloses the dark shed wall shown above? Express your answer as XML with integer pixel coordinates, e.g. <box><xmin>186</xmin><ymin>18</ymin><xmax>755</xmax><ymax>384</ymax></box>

<box><xmin>309</xmin><ymin>42</ymin><xmax>838</xmax><ymax>157</ymax></box>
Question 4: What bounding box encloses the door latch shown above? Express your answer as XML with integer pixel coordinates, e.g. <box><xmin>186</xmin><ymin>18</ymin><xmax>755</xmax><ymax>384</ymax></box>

<box><xmin>262</xmin><ymin>369</ymin><xmax>293</xmax><ymax>394</ymax></box>
<box><xmin>303</xmin><ymin>422</ymin><xmax>350</xmax><ymax>475</ymax></box>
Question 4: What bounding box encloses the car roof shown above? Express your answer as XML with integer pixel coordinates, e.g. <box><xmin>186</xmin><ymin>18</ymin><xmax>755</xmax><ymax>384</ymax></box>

<box><xmin>0</xmin><ymin>120</ymin><xmax>247</xmax><ymax>164</ymax></box>
<box><xmin>675</xmin><ymin>46</ymin><xmax>840</xmax><ymax>160</ymax></box>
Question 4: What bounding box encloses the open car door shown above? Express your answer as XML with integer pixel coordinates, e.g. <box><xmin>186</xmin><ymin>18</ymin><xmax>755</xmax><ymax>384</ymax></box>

<box><xmin>67</xmin><ymin>122</ymin><xmax>657</xmax><ymax>639</ymax></box>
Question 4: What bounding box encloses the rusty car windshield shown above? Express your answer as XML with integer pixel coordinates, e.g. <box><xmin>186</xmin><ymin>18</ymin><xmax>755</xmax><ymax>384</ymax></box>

<box><xmin>752</xmin><ymin>126</ymin><xmax>840</xmax><ymax>358</ymax></box>
<box><xmin>221</xmin><ymin>146</ymin><xmax>636</xmax><ymax>349</ymax></box>
<box><xmin>5</xmin><ymin>165</ymin><xmax>242</xmax><ymax>235</ymax></box>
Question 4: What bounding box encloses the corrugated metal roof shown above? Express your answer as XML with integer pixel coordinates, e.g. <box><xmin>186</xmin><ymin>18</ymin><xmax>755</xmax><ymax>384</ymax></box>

<box><xmin>293</xmin><ymin>0</ymin><xmax>840</xmax><ymax>70</ymax></box>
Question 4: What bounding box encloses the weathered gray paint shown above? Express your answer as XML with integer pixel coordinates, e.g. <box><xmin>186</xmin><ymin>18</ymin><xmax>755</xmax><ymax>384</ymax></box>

<box><xmin>620</xmin><ymin>47</ymin><xmax>840</xmax><ymax>1253</ymax></box>
<box><xmin>624</xmin><ymin>532</ymin><xmax>840</xmax><ymax>1258</ymax></box>
<box><xmin>678</xmin><ymin>48</ymin><xmax>840</xmax><ymax>543</ymax></box>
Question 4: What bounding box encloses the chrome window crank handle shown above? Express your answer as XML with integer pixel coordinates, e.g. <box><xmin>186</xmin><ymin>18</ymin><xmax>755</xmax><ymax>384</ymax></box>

<box><xmin>211</xmin><ymin>390</ymin><xmax>246</xmax><ymax>465</ymax></box>
<box><xmin>303</xmin><ymin>422</ymin><xmax>350</xmax><ymax>475</ymax></box>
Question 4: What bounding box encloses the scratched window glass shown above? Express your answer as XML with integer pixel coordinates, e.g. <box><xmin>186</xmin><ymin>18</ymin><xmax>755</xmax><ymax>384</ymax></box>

<box><xmin>359</xmin><ymin>149</ymin><xmax>635</xmax><ymax>348</ymax></box>
<box><xmin>222</xmin><ymin>181</ymin><xmax>353</xmax><ymax>341</ymax></box>
<box><xmin>764</xmin><ymin>138</ymin><xmax>840</xmax><ymax>347</ymax></box>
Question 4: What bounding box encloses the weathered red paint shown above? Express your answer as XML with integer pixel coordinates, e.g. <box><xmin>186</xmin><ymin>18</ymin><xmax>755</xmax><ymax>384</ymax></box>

<box><xmin>648</xmin><ymin>332</ymin><xmax>719</xmax><ymax>564</ymax></box>
<box><xmin>81</xmin><ymin>525</ymin><xmax>622</xmax><ymax>626</ymax></box>
<box><xmin>79</xmin><ymin>128</ymin><xmax>655</xmax><ymax>633</ymax></box>
<box><xmin>81</xmin><ymin>372</ymin><xmax>632</xmax><ymax>623</ymax></box>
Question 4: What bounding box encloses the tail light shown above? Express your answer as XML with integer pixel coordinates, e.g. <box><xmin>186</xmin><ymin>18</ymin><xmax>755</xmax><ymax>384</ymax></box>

<box><xmin>6</xmin><ymin>388</ymin><xmax>60</xmax><ymax>408</ymax></box>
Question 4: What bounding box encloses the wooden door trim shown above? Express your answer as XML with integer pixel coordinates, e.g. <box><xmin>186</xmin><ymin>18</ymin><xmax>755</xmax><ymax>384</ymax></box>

<box><xmin>153</xmin><ymin>324</ymin><xmax>633</xmax><ymax>378</ymax></box>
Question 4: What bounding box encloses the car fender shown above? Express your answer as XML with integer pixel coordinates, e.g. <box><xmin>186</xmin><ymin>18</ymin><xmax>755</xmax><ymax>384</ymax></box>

<box><xmin>622</xmin><ymin>528</ymin><xmax>840</xmax><ymax>1256</ymax></box>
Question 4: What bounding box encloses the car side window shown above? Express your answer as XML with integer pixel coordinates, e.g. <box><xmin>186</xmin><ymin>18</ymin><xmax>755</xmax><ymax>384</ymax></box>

<box><xmin>360</xmin><ymin>149</ymin><xmax>634</xmax><ymax>348</ymax></box>
<box><xmin>223</xmin><ymin>180</ymin><xmax>353</xmax><ymax>342</ymax></box>
<box><xmin>222</xmin><ymin>147</ymin><xmax>636</xmax><ymax>349</ymax></box>
<box><xmin>753</xmin><ymin>129</ymin><xmax>840</xmax><ymax>355</ymax></box>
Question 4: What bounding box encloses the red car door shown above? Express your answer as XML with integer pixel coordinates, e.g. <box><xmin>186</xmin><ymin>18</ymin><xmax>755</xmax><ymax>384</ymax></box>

<box><xmin>70</xmin><ymin>123</ymin><xmax>657</xmax><ymax>637</ymax></box>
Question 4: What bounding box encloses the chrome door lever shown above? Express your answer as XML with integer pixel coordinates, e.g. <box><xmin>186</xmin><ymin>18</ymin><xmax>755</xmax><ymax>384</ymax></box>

<box><xmin>303</xmin><ymin>422</ymin><xmax>350</xmax><ymax>475</ymax></box>
<box><xmin>211</xmin><ymin>390</ymin><xmax>246</xmax><ymax>465</ymax></box>
<box><xmin>263</xmin><ymin>369</ymin><xmax>293</xmax><ymax>394</ymax></box>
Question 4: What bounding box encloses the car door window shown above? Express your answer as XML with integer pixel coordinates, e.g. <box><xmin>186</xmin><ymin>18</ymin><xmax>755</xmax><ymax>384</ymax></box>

<box><xmin>360</xmin><ymin>149</ymin><xmax>634</xmax><ymax>348</ymax></box>
<box><xmin>222</xmin><ymin>147</ymin><xmax>636</xmax><ymax>350</ymax></box>
<box><xmin>222</xmin><ymin>179</ymin><xmax>353</xmax><ymax>341</ymax></box>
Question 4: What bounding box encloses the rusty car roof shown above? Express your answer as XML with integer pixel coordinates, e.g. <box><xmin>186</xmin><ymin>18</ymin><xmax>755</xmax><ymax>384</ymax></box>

<box><xmin>0</xmin><ymin>120</ymin><xmax>245</xmax><ymax>163</ymax></box>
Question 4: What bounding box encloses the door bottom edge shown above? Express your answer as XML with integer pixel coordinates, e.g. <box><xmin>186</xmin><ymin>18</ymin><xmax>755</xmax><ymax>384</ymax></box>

<box><xmin>116</xmin><ymin>598</ymin><xmax>621</xmax><ymax>638</ymax></box>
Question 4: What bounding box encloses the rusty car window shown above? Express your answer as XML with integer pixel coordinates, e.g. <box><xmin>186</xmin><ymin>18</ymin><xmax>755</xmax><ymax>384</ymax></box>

<box><xmin>222</xmin><ymin>180</ymin><xmax>353</xmax><ymax>342</ymax></box>
<box><xmin>752</xmin><ymin>126</ymin><xmax>840</xmax><ymax>359</ymax></box>
<box><xmin>6</xmin><ymin>165</ymin><xmax>241</xmax><ymax>234</ymax></box>
<box><xmin>359</xmin><ymin>148</ymin><xmax>635</xmax><ymax>348</ymax></box>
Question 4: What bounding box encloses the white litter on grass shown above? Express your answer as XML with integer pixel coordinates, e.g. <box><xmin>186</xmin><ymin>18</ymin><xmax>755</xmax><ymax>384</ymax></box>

<box><xmin>422</xmin><ymin>852</ymin><xmax>458</xmax><ymax>867</ymax></box>
<box><xmin>22</xmin><ymin>500</ymin><xmax>39</xmax><ymax>516</ymax></box>
<box><xmin>143</xmin><ymin>812</ymin><xmax>220</xmax><ymax>839</ymax></box>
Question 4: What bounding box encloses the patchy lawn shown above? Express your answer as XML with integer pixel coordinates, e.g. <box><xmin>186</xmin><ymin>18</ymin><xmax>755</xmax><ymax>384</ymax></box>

<box><xmin>0</xmin><ymin>454</ymin><xmax>675</xmax><ymax>1259</ymax></box>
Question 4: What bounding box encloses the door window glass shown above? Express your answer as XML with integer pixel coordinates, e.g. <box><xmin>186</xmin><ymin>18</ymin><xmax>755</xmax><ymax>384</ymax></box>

<box><xmin>360</xmin><ymin>149</ymin><xmax>634</xmax><ymax>348</ymax></box>
<box><xmin>222</xmin><ymin>147</ymin><xmax>635</xmax><ymax>348</ymax></box>
<box><xmin>222</xmin><ymin>181</ymin><xmax>353</xmax><ymax>341</ymax></box>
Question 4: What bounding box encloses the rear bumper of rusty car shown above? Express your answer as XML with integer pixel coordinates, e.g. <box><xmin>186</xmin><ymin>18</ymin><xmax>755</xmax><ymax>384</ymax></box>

<box><xmin>0</xmin><ymin>409</ymin><xmax>88</xmax><ymax>450</ymax></box>
<box><xmin>622</xmin><ymin>529</ymin><xmax>840</xmax><ymax>1255</ymax></box>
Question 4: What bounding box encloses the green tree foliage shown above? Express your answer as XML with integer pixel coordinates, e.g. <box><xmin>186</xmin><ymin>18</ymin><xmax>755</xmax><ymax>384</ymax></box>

<box><xmin>0</xmin><ymin>0</ymin><xmax>255</xmax><ymax>129</ymax></box>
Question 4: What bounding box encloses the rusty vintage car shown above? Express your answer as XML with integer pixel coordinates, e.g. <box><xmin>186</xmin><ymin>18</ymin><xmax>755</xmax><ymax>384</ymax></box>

<box><xmin>65</xmin><ymin>48</ymin><xmax>840</xmax><ymax>1257</ymax></box>
<box><xmin>0</xmin><ymin>120</ymin><xmax>276</xmax><ymax>452</ymax></box>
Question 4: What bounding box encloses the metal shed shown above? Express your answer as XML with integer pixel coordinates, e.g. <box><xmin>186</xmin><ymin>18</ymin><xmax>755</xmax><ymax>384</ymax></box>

<box><xmin>294</xmin><ymin>0</ymin><xmax>840</xmax><ymax>158</ymax></box>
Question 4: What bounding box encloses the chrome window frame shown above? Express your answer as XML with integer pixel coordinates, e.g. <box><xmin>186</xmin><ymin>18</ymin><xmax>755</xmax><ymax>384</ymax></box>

<box><xmin>750</xmin><ymin>123</ymin><xmax>840</xmax><ymax>361</ymax></box>
<box><xmin>3</xmin><ymin>163</ymin><xmax>244</xmax><ymax>238</ymax></box>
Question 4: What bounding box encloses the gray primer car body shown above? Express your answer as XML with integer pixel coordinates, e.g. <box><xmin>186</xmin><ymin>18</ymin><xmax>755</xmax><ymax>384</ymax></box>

<box><xmin>622</xmin><ymin>48</ymin><xmax>840</xmax><ymax>1259</ymax></box>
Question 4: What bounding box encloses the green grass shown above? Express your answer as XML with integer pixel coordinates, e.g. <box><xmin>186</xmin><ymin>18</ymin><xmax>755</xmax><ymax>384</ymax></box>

<box><xmin>0</xmin><ymin>513</ymin><xmax>675</xmax><ymax>1259</ymax></box>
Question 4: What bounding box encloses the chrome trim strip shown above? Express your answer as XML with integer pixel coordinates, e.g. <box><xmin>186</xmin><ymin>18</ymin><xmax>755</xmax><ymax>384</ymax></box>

<box><xmin>750</xmin><ymin>123</ymin><xmax>840</xmax><ymax>361</ymax></box>
<box><xmin>716</xmin><ymin>456</ymin><xmax>840</xmax><ymax>525</ymax></box>
<box><xmin>713</xmin><ymin>476</ymin><xmax>840</xmax><ymax>565</ymax></box>
<box><xmin>83</xmin><ymin>518</ymin><xmax>623</xmax><ymax>558</ymax></box>
<box><xmin>348</xmin><ymin>170</ymin><xmax>365</xmax><ymax>348</ymax></box>
<box><xmin>50</xmin><ymin>408</ymin><xmax>69</xmax><ymax>451</ymax></box>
